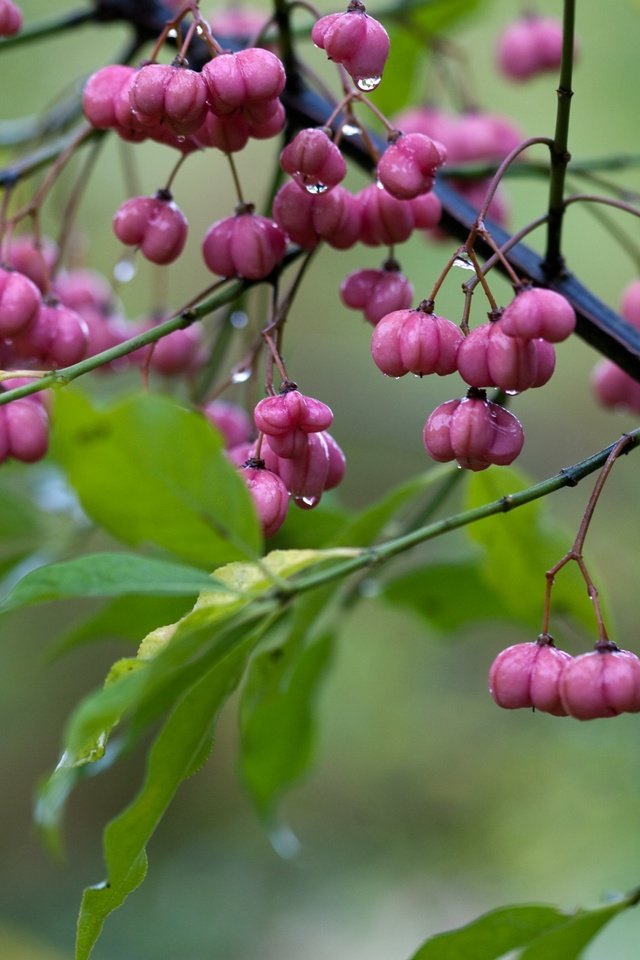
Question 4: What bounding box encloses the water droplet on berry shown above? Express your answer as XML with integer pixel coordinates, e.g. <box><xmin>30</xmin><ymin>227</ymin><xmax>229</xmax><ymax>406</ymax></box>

<box><xmin>305</xmin><ymin>182</ymin><xmax>328</xmax><ymax>195</ymax></box>
<box><xmin>230</xmin><ymin>310</ymin><xmax>248</xmax><ymax>329</ymax></box>
<box><xmin>342</xmin><ymin>123</ymin><xmax>361</xmax><ymax>137</ymax></box>
<box><xmin>452</xmin><ymin>255</ymin><xmax>475</xmax><ymax>272</ymax></box>
<box><xmin>356</xmin><ymin>76</ymin><xmax>381</xmax><ymax>92</ymax></box>
<box><xmin>293</xmin><ymin>495</ymin><xmax>320</xmax><ymax>509</ymax></box>
<box><xmin>195</xmin><ymin>24</ymin><xmax>204</xmax><ymax>35</ymax></box>
<box><xmin>113</xmin><ymin>258</ymin><xmax>136</xmax><ymax>283</ymax></box>
<box><xmin>176</xmin><ymin>135</ymin><xmax>186</xmax><ymax>143</ymax></box>
<box><xmin>505</xmin><ymin>389</ymin><xmax>520</xmax><ymax>396</ymax></box>
<box><xmin>167</xmin><ymin>28</ymin><xmax>178</xmax><ymax>38</ymax></box>
<box><xmin>231</xmin><ymin>367</ymin><xmax>251</xmax><ymax>384</ymax></box>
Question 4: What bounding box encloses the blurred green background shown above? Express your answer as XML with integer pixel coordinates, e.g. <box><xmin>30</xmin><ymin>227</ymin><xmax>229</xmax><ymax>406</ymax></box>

<box><xmin>1</xmin><ymin>0</ymin><xmax>640</xmax><ymax>957</ymax></box>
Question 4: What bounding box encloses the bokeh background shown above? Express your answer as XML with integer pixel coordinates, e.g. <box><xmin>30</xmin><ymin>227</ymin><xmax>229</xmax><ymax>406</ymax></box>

<box><xmin>1</xmin><ymin>0</ymin><xmax>640</xmax><ymax>957</ymax></box>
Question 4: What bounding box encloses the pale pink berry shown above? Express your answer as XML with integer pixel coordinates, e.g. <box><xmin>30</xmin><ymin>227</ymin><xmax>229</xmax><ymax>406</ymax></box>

<box><xmin>620</xmin><ymin>280</ymin><xmax>640</xmax><ymax>329</ymax></box>
<box><xmin>209</xmin><ymin>7</ymin><xmax>268</xmax><ymax>38</ymax></box>
<box><xmin>499</xmin><ymin>288</ymin><xmax>576</xmax><ymax>343</ymax></box>
<box><xmin>377</xmin><ymin>132</ymin><xmax>445</xmax><ymax>201</ymax></box>
<box><xmin>241</xmin><ymin>461</ymin><xmax>289</xmax><ymax>537</ymax></box>
<box><xmin>496</xmin><ymin>16</ymin><xmax>569</xmax><ymax>82</ymax></box>
<box><xmin>371</xmin><ymin>305</ymin><xmax>463</xmax><ymax>377</ymax></box>
<box><xmin>323</xmin><ymin>431</ymin><xmax>347</xmax><ymax>490</ymax></box>
<box><xmin>0</xmin><ymin>0</ymin><xmax>22</xmax><ymax>35</ymax></box>
<box><xmin>4</xmin><ymin>397</ymin><xmax>50</xmax><ymax>462</ymax></box>
<box><xmin>113</xmin><ymin>192</ymin><xmax>188</xmax><ymax>265</ymax></box>
<box><xmin>457</xmin><ymin>322</ymin><xmax>555</xmax><ymax>392</ymax></box>
<box><xmin>254</xmin><ymin>387</ymin><xmax>333</xmax><ymax>437</ymax></box>
<box><xmin>447</xmin><ymin>111</ymin><xmax>523</xmax><ymax>164</ymax></box>
<box><xmin>489</xmin><ymin>637</ymin><xmax>572</xmax><ymax>715</ymax></box>
<box><xmin>148</xmin><ymin>326</ymin><xmax>203</xmax><ymax>376</ymax></box>
<box><xmin>203</xmin><ymin>400</ymin><xmax>253</xmax><ymax>449</ymax></box>
<box><xmin>128</xmin><ymin>63</ymin><xmax>208</xmax><ymax>135</ymax></box>
<box><xmin>358</xmin><ymin>184</ymin><xmax>416</xmax><ymax>246</ymax></box>
<box><xmin>340</xmin><ymin>264</ymin><xmax>413</xmax><ymax>325</ymax></box>
<box><xmin>6</xmin><ymin>235</ymin><xmax>57</xmax><ymax>292</ymax></box>
<box><xmin>272</xmin><ymin>181</ymin><xmax>361</xmax><ymax>250</ymax></box>
<box><xmin>83</xmin><ymin>65</ymin><xmax>138</xmax><ymax>130</ymax></box>
<box><xmin>312</xmin><ymin>2</ymin><xmax>390</xmax><ymax>90</ymax></box>
<box><xmin>423</xmin><ymin>392</ymin><xmax>525</xmax><ymax>471</ymax></box>
<box><xmin>591</xmin><ymin>359</ymin><xmax>640</xmax><ymax>414</ymax></box>
<box><xmin>280</xmin><ymin>128</ymin><xmax>347</xmax><ymax>194</ymax></box>
<box><xmin>0</xmin><ymin>268</ymin><xmax>41</xmax><ymax>337</ymax></box>
<box><xmin>202</xmin><ymin>48</ymin><xmax>286</xmax><ymax>116</ymax></box>
<box><xmin>455</xmin><ymin>179</ymin><xmax>510</xmax><ymax>227</ymax></box>
<box><xmin>202</xmin><ymin>208</ymin><xmax>286</xmax><ymax>280</ymax></box>
<box><xmin>559</xmin><ymin>645</ymin><xmax>640</xmax><ymax>720</ymax></box>
<box><xmin>11</xmin><ymin>301</ymin><xmax>89</xmax><ymax>367</ymax></box>
<box><xmin>53</xmin><ymin>268</ymin><xmax>113</xmax><ymax>314</ymax></box>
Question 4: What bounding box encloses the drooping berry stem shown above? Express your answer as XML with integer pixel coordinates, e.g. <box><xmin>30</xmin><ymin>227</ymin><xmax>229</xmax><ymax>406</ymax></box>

<box><xmin>543</xmin><ymin>0</ymin><xmax>577</xmax><ymax>276</ymax></box>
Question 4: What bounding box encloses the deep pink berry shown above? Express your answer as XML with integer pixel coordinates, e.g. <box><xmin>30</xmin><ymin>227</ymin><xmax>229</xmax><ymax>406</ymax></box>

<box><xmin>592</xmin><ymin>359</ymin><xmax>640</xmax><ymax>414</ymax></box>
<box><xmin>559</xmin><ymin>645</ymin><xmax>640</xmax><ymax>720</ymax></box>
<box><xmin>488</xmin><ymin>637</ymin><xmax>572</xmax><ymax>715</ymax></box>
<box><xmin>113</xmin><ymin>192</ymin><xmax>188</xmax><ymax>265</ymax></box>
<box><xmin>202</xmin><ymin>208</ymin><xmax>286</xmax><ymax>280</ymax></box>
<box><xmin>496</xmin><ymin>16</ymin><xmax>569</xmax><ymax>82</ymax></box>
<box><xmin>148</xmin><ymin>326</ymin><xmax>203</xmax><ymax>376</ymax></box>
<box><xmin>7</xmin><ymin>235</ymin><xmax>57</xmax><ymax>293</ymax></box>
<box><xmin>254</xmin><ymin>388</ymin><xmax>333</xmax><ymax>438</ymax></box>
<box><xmin>202</xmin><ymin>48</ymin><xmax>286</xmax><ymax>116</ymax></box>
<box><xmin>4</xmin><ymin>397</ymin><xmax>50</xmax><ymax>463</ymax></box>
<box><xmin>371</xmin><ymin>306</ymin><xmax>463</xmax><ymax>377</ymax></box>
<box><xmin>280</xmin><ymin>128</ymin><xmax>347</xmax><ymax>194</ymax></box>
<box><xmin>241</xmin><ymin>461</ymin><xmax>289</xmax><ymax>537</ymax></box>
<box><xmin>457</xmin><ymin>322</ymin><xmax>555</xmax><ymax>392</ymax></box>
<box><xmin>244</xmin><ymin>97</ymin><xmax>286</xmax><ymax>139</ymax></box>
<box><xmin>83</xmin><ymin>65</ymin><xmax>138</xmax><ymax>130</ymax></box>
<box><xmin>259</xmin><ymin>431</ymin><xmax>345</xmax><ymax>505</ymax></box>
<box><xmin>203</xmin><ymin>400</ymin><xmax>253</xmax><ymax>449</ymax></box>
<box><xmin>0</xmin><ymin>0</ymin><xmax>22</xmax><ymax>37</ymax></box>
<box><xmin>53</xmin><ymin>268</ymin><xmax>113</xmax><ymax>314</ymax></box>
<box><xmin>192</xmin><ymin>111</ymin><xmax>251</xmax><ymax>152</ymax></box>
<box><xmin>410</xmin><ymin>191</ymin><xmax>443</xmax><ymax>230</ymax></box>
<box><xmin>11</xmin><ymin>301</ymin><xmax>89</xmax><ymax>367</ymax></box>
<box><xmin>340</xmin><ymin>265</ymin><xmax>414</xmax><ymax>325</ymax></box>
<box><xmin>0</xmin><ymin>267</ymin><xmax>41</xmax><ymax>337</ymax></box>
<box><xmin>323</xmin><ymin>431</ymin><xmax>347</xmax><ymax>490</ymax></box>
<box><xmin>357</xmin><ymin>184</ymin><xmax>417</xmax><ymax>246</ymax></box>
<box><xmin>312</xmin><ymin>2</ymin><xmax>390</xmax><ymax>90</ymax></box>
<box><xmin>423</xmin><ymin>392</ymin><xmax>525</xmax><ymax>471</ymax></box>
<box><xmin>128</xmin><ymin>63</ymin><xmax>208</xmax><ymax>135</ymax></box>
<box><xmin>272</xmin><ymin>181</ymin><xmax>361</xmax><ymax>250</ymax></box>
<box><xmin>499</xmin><ymin>288</ymin><xmax>576</xmax><ymax>343</ymax></box>
<box><xmin>377</xmin><ymin>132</ymin><xmax>446</xmax><ymax>201</ymax></box>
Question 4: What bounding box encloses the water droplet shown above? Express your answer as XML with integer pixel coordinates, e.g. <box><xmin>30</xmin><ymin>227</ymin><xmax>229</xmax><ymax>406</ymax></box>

<box><xmin>452</xmin><ymin>255</ymin><xmax>475</xmax><ymax>272</ymax></box>
<box><xmin>176</xmin><ymin>135</ymin><xmax>186</xmax><ymax>143</ymax></box>
<box><xmin>231</xmin><ymin>367</ymin><xmax>251</xmax><ymax>383</ymax></box>
<box><xmin>359</xmin><ymin>577</ymin><xmax>380</xmax><ymax>598</ymax></box>
<box><xmin>268</xmin><ymin>823</ymin><xmax>301</xmax><ymax>860</ymax></box>
<box><xmin>375</xmin><ymin>178</ymin><xmax>384</xmax><ymax>190</ymax></box>
<box><xmin>341</xmin><ymin>122</ymin><xmax>361</xmax><ymax>137</ymax></box>
<box><xmin>114</xmin><ymin>259</ymin><xmax>136</xmax><ymax>283</ymax></box>
<box><xmin>196</xmin><ymin>24</ymin><xmax>204</xmax><ymax>35</ymax></box>
<box><xmin>230</xmin><ymin>310</ymin><xmax>248</xmax><ymax>329</ymax></box>
<box><xmin>167</xmin><ymin>28</ymin><xmax>178</xmax><ymax>38</ymax></box>
<box><xmin>356</xmin><ymin>76</ymin><xmax>381</xmax><ymax>92</ymax></box>
<box><xmin>505</xmin><ymin>389</ymin><xmax>520</xmax><ymax>396</ymax></box>
<box><xmin>305</xmin><ymin>182</ymin><xmax>328</xmax><ymax>195</ymax></box>
<box><xmin>293</xmin><ymin>495</ymin><xmax>320</xmax><ymax>509</ymax></box>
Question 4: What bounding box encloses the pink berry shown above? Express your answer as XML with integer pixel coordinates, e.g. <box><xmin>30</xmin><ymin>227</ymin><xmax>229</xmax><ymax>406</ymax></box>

<box><xmin>128</xmin><ymin>63</ymin><xmax>208</xmax><ymax>135</ymax></box>
<box><xmin>423</xmin><ymin>392</ymin><xmax>525</xmax><ymax>471</ymax></box>
<box><xmin>113</xmin><ymin>192</ymin><xmax>188</xmax><ymax>265</ymax></box>
<box><xmin>6</xmin><ymin>235</ymin><xmax>57</xmax><ymax>293</ymax></box>
<box><xmin>209</xmin><ymin>7</ymin><xmax>268</xmax><ymax>38</ymax></box>
<box><xmin>4</xmin><ymin>397</ymin><xmax>50</xmax><ymax>463</ymax></box>
<box><xmin>591</xmin><ymin>359</ymin><xmax>640</xmax><ymax>414</ymax></box>
<box><xmin>457</xmin><ymin>322</ymin><xmax>556</xmax><ymax>392</ymax></box>
<box><xmin>410</xmin><ymin>191</ymin><xmax>443</xmax><ymax>230</ymax></box>
<box><xmin>620</xmin><ymin>280</ymin><xmax>640</xmax><ymax>329</ymax></box>
<box><xmin>241</xmin><ymin>461</ymin><xmax>289</xmax><ymax>537</ymax></box>
<box><xmin>357</xmin><ymin>184</ymin><xmax>416</xmax><ymax>246</ymax></box>
<box><xmin>83</xmin><ymin>65</ymin><xmax>138</xmax><ymax>130</ymax></box>
<box><xmin>496</xmin><ymin>16</ymin><xmax>570</xmax><ymax>82</ymax></box>
<box><xmin>272</xmin><ymin>181</ymin><xmax>361</xmax><ymax>250</ymax></box>
<box><xmin>192</xmin><ymin>111</ymin><xmax>251</xmax><ymax>152</ymax></box>
<box><xmin>447</xmin><ymin>111</ymin><xmax>523</xmax><ymax>164</ymax></box>
<box><xmin>11</xmin><ymin>301</ymin><xmax>89</xmax><ymax>367</ymax></box>
<box><xmin>148</xmin><ymin>326</ymin><xmax>203</xmax><ymax>376</ymax></box>
<box><xmin>202</xmin><ymin>400</ymin><xmax>253</xmax><ymax>449</ymax></box>
<box><xmin>245</xmin><ymin>97</ymin><xmax>286</xmax><ymax>139</ymax></box>
<box><xmin>254</xmin><ymin>387</ymin><xmax>333</xmax><ymax>437</ymax></box>
<box><xmin>377</xmin><ymin>132</ymin><xmax>446</xmax><ymax>201</ymax></box>
<box><xmin>280</xmin><ymin>128</ymin><xmax>347</xmax><ymax>194</ymax></box>
<box><xmin>323</xmin><ymin>431</ymin><xmax>347</xmax><ymax>490</ymax></box>
<box><xmin>559</xmin><ymin>645</ymin><xmax>640</xmax><ymax>720</ymax></box>
<box><xmin>0</xmin><ymin>268</ymin><xmax>41</xmax><ymax>337</ymax></box>
<box><xmin>202</xmin><ymin>208</ymin><xmax>286</xmax><ymax>280</ymax></box>
<box><xmin>202</xmin><ymin>48</ymin><xmax>286</xmax><ymax>116</ymax></box>
<box><xmin>488</xmin><ymin>637</ymin><xmax>572</xmax><ymax>715</ymax></box>
<box><xmin>371</xmin><ymin>305</ymin><xmax>463</xmax><ymax>377</ymax></box>
<box><xmin>53</xmin><ymin>268</ymin><xmax>113</xmax><ymax>314</ymax></box>
<box><xmin>0</xmin><ymin>0</ymin><xmax>22</xmax><ymax>36</ymax></box>
<box><xmin>340</xmin><ymin>265</ymin><xmax>414</xmax><ymax>325</ymax></box>
<box><xmin>312</xmin><ymin>2</ymin><xmax>390</xmax><ymax>90</ymax></box>
<box><xmin>499</xmin><ymin>288</ymin><xmax>576</xmax><ymax>343</ymax></box>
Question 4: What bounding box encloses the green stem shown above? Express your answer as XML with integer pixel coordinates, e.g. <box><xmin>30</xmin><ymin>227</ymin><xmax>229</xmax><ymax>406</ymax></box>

<box><xmin>284</xmin><ymin>430</ymin><xmax>640</xmax><ymax>598</ymax></box>
<box><xmin>544</xmin><ymin>0</ymin><xmax>576</xmax><ymax>275</ymax></box>
<box><xmin>0</xmin><ymin>8</ymin><xmax>96</xmax><ymax>50</ymax></box>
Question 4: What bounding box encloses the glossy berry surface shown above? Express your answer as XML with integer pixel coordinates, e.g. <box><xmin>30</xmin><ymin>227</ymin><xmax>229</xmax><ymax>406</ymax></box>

<box><xmin>113</xmin><ymin>194</ymin><xmax>188</xmax><ymax>265</ymax></box>
<box><xmin>499</xmin><ymin>288</ymin><xmax>576</xmax><ymax>343</ymax></box>
<box><xmin>202</xmin><ymin>210</ymin><xmax>287</xmax><ymax>280</ymax></box>
<box><xmin>489</xmin><ymin>639</ymin><xmax>572</xmax><ymax>715</ymax></box>
<box><xmin>559</xmin><ymin>646</ymin><xmax>640</xmax><ymax>720</ymax></box>
<box><xmin>423</xmin><ymin>394</ymin><xmax>525</xmax><ymax>471</ymax></box>
<box><xmin>312</xmin><ymin>3</ymin><xmax>390</xmax><ymax>89</ymax></box>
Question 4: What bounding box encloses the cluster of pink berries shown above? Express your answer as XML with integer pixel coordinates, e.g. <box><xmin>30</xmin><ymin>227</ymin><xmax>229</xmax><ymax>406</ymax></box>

<box><xmin>592</xmin><ymin>280</ymin><xmax>640</xmax><ymax>414</ymax></box>
<box><xmin>201</xmin><ymin>387</ymin><xmax>344</xmax><ymax>538</ymax></box>
<box><xmin>489</xmin><ymin>635</ymin><xmax>640</xmax><ymax>721</ymax></box>
<box><xmin>0</xmin><ymin>0</ymin><xmax>21</xmax><ymax>36</ymax></box>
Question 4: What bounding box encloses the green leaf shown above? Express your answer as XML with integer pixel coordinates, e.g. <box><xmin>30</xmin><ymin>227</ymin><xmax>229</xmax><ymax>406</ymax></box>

<box><xmin>409</xmin><ymin>904</ymin><xmax>569</xmax><ymax>960</ymax></box>
<box><xmin>518</xmin><ymin>897</ymin><xmax>631</xmax><ymax>960</ymax></box>
<box><xmin>382</xmin><ymin>558</ymin><xmax>510</xmax><ymax>632</ymax></box>
<box><xmin>0</xmin><ymin>552</ymin><xmax>225</xmax><ymax>614</ymax></box>
<box><xmin>74</xmin><ymin>631</ymin><xmax>255</xmax><ymax>960</ymax></box>
<box><xmin>465</xmin><ymin>467</ymin><xmax>602</xmax><ymax>634</ymax></box>
<box><xmin>52</xmin><ymin>389</ymin><xmax>261</xmax><ymax>568</ymax></box>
